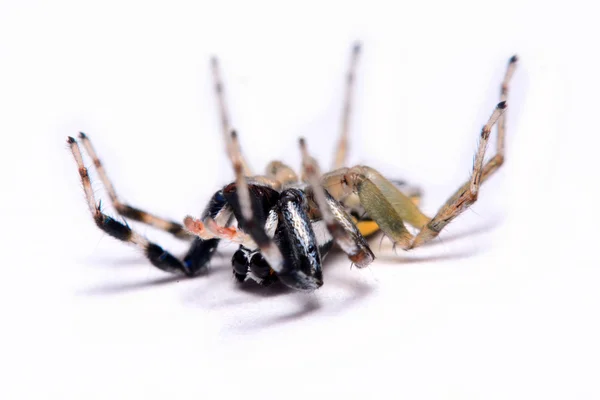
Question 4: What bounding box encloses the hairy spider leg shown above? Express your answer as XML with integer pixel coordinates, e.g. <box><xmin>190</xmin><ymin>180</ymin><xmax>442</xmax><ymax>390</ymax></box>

<box><xmin>349</xmin><ymin>179</ymin><xmax>424</xmax><ymax>236</ymax></box>
<box><xmin>413</xmin><ymin>56</ymin><xmax>518</xmax><ymax>247</ymax></box>
<box><xmin>410</xmin><ymin>101</ymin><xmax>508</xmax><ymax>248</ymax></box>
<box><xmin>333</xmin><ymin>41</ymin><xmax>362</xmax><ymax>170</ymax></box>
<box><xmin>76</xmin><ymin>132</ymin><xmax>191</xmax><ymax>239</ymax></box>
<box><xmin>323</xmin><ymin>101</ymin><xmax>507</xmax><ymax>251</ymax></box>
<box><xmin>276</xmin><ymin>188</ymin><xmax>324</xmax><ymax>285</ymax></box>
<box><xmin>67</xmin><ymin>137</ymin><xmax>196</xmax><ymax>275</ymax></box>
<box><xmin>389</xmin><ymin>180</ymin><xmax>423</xmax><ymax>206</ymax></box>
<box><xmin>210</xmin><ymin>56</ymin><xmax>253</xmax><ymax>176</ymax></box>
<box><xmin>426</xmin><ymin>55</ymin><xmax>518</xmax><ymax>212</ymax></box>
<box><xmin>482</xmin><ymin>55</ymin><xmax>518</xmax><ymax>183</ymax></box>
<box><xmin>322</xmin><ymin>56</ymin><xmax>517</xmax><ymax>250</ymax></box>
<box><xmin>300</xmin><ymin>138</ymin><xmax>374</xmax><ymax>267</ymax></box>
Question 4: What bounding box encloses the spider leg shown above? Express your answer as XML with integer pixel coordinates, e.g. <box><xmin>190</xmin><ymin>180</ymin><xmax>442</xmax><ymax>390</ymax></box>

<box><xmin>331</xmin><ymin>178</ymin><xmax>423</xmax><ymax>238</ymax></box>
<box><xmin>333</xmin><ymin>41</ymin><xmax>361</xmax><ymax>170</ymax></box>
<box><xmin>67</xmin><ymin>137</ymin><xmax>193</xmax><ymax>275</ymax></box>
<box><xmin>300</xmin><ymin>138</ymin><xmax>374</xmax><ymax>267</ymax></box>
<box><xmin>76</xmin><ymin>132</ymin><xmax>191</xmax><ymax>240</ymax></box>
<box><xmin>411</xmin><ymin>55</ymin><xmax>517</xmax><ymax>248</ymax></box>
<box><xmin>327</xmin><ymin>100</ymin><xmax>508</xmax><ymax>250</ymax></box>
<box><xmin>434</xmin><ymin>56</ymin><xmax>517</xmax><ymax>205</ymax></box>
<box><xmin>389</xmin><ymin>179</ymin><xmax>423</xmax><ymax>206</ymax></box>
<box><xmin>210</xmin><ymin>56</ymin><xmax>253</xmax><ymax>176</ymax></box>
<box><xmin>327</xmin><ymin>166</ymin><xmax>421</xmax><ymax>250</ymax></box>
<box><xmin>276</xmin><ymin>188</ymin><xmax>324</xmax><ymax>286</ymax></box>
<box><xmin>483</xmin><ymin>55</ymin><xmax>518</xmax><ymax>183</ymax></box>
<box><xmin>408</xmin><ymin>55</ymin><xmax>518</xmax><ymax>248</ymax></box>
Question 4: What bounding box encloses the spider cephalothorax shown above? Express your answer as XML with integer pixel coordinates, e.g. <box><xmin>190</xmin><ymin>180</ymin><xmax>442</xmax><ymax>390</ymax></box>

<box><xmin>67</xmin><ymin>43</ymin><xmax>517</xmax><ymax>291</ymax></box>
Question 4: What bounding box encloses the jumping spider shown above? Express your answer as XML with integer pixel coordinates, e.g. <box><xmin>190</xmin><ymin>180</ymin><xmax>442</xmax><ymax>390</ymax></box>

<box><xmin>67</xmin><ymin>43</ymin><xmax>517</xmax><ymax>291</ymax></box>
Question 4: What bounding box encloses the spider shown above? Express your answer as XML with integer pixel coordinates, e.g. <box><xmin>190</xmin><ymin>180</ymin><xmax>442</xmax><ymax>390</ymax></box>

<box><xmin>67</xmin><ymin>43</ymin><xmax>517</xmax><ymax>291</ymax></box>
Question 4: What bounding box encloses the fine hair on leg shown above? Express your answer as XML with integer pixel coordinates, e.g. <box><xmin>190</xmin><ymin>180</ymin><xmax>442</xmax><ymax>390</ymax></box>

<box><xmin>333</xmin><ymin>41</ymin><xmax>362</xmax><ymax>170</ymax></box>
<box><xmin>76</xmin><ymin>132</ymin><xmax>191</xmax><ymax>239</ymax></box>
<box><xmin>67</xmin><ymin>136</ymin><xmax>191</xmax><ymax>275</ymax></box>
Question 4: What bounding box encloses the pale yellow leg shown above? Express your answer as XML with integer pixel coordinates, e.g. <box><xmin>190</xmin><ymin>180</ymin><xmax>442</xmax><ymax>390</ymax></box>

<box><xmin>210</xmin><ymin>57</ymin><xmax>253</xmax><ymax>176</ymax></box>
<box><xmin>326</xmin><ymin>98</ymin><xmax>509</xmax><ymax>250</ymax></box>
<box><xmin>333</xmin><ymin>42</ymin><xmax>362</xmax><ymax>170</ymax></box>
<box><xmin>411</xmin><ymin>55</ymin><xmax>518</xmax><ymax>248</ymax></box>
<box><xmin>410</xmin><ymin>102</ymin><xmax>508</xmax><ymax>248</ymax></box>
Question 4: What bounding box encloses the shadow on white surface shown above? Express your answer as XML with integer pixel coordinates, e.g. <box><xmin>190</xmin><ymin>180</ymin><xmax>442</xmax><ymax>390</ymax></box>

<box><xmin>73</xmin><ymin>219</ymin><xmax>498</xmax><ymax>333</ymax></box>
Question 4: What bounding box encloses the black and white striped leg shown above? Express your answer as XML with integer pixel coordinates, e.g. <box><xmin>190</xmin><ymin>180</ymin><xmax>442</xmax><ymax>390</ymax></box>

<box><xmin>76</xmin><ymin>132</ymin><xmax>191</xmax><ymax>240</ymax></box>
<box><xmin>67</xmin><ymin>136</ymin><xmax>194</xmax><ymax>275</ymax></box>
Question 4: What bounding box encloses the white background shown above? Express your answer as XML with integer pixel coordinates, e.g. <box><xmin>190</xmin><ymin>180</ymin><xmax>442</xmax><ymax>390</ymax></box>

<box><xmin>1</xmin><ymin>1</ymin><xmax>599</xmax><ymax>398</ymax></box>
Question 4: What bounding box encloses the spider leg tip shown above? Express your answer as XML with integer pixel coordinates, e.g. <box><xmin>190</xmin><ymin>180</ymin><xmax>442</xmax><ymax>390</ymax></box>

<box><xmin>509</xmin><ymin>54</ymin><xmax>518</xmax><ymax>64</ymax></box>
<box><xmin>78</xmin><ymin>131</ymin><xmax>87</xmax><ymax>139</ymax></box>
<box><xmin>67</xmin><ymin>136</ymin><xmax>76</xmax><ymax>144</ymax></box>
<box><xmin>497</xmin><ymin>101</ymin><xmax>507</xmax><ymax>109</ymax></box>
<box><xmin>352</xmin><ymin>41</ymin><xmax>362</xmax><ymax>54</ymax></box>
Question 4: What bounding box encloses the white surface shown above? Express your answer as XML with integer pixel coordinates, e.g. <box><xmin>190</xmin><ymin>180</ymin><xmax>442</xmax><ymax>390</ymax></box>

<box><xmin>1</xmin><ymin>1</ymin><xmax>599</xmax><ymax>399</ymax></box>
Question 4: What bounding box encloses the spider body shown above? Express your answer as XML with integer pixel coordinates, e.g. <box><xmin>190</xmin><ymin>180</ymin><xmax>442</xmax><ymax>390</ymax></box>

<box><xmin>190</xmin><ymin>175</ymin><xmax>372</xmax><ymax>291</ymax></box>
<box><xmin>67</xmin><ymin>44</ymin><xmax>517</xmax><ymax>292</ymax></box>
<box><xmin>202</xmin><ymin>181</ymin><xmax>336</xmax><ymax>290</ymax></box>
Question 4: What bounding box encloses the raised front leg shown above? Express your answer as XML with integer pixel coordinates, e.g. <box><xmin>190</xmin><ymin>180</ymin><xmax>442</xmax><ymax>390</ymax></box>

<box><xmin>210</xmin><ymin>56</ymin><xmax>253</xmax><ymax>176</ymax></box>
<box><xmin>322</xmin><ymin>100</ymin><xmax>509</xmax><ymax>251</ymax></box>
<box><xmin>333</xmin><ymin>42</ymin><xmax>362</xmax><ymax>170</ymax></box>
<box><xmin>411</xmin><ymin>101</ymin><xmax>507</xmax><ymax>248</ymax></box>
<box><xmin>412</xmin><ymin>55</ymin><xmax>517</xmax><ymax>248</ymax></box>
<box><xmin>67</xmin><ymin>136</ymin><xmax>195</xmax><ymax>276</ymax></box>
<box><xmin>76</xmin><ymin>132</ymin><xmax>191</xmax><ymax>239</ymax></box>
